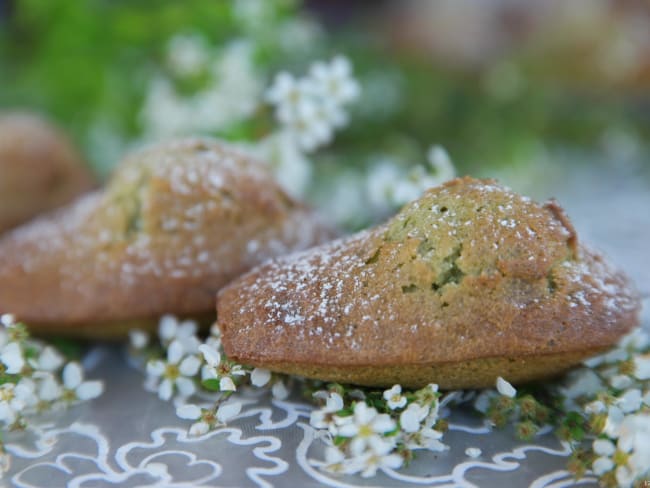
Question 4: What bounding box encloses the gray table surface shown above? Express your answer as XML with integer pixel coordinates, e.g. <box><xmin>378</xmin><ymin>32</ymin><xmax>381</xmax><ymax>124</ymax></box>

<box><xmin>4</xmin><ymin>160</ymin><xmax>649</xmax><ymax>488</ymax></box>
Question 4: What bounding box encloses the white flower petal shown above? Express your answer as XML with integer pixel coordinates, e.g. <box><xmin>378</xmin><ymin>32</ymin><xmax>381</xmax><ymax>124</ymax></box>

<box><xmin>381</xmin><ymin>453</ymin><xmax>403</xmax><ymax>471</ymax></box>
<box><xmin>496</xmin><ymin>377</ymin><xmax>516</xmax><ymax>398</ymax></box>
<box><xmin>179</xmin><ymin>355</ymin><xmax>201</xmax><ymax>377</ymax></box>
<box><xmin>62</xmin><ymin>362</ymin><xmax>83</xmax><ymax>389</ymax></box>
<box><xmin>349</xmin><ymin>436</ymin><xmax>367</xmax><ymax>457</ymax></box>
<box><xmin>217</xmin><ymin>401</ymin><xmax>242</xmax><ymax>423</ymax></box>
<box><xmin>219</xmin><ymin>377</ymin><xmax>236</xmax><ymax>392</ymax></box>
<box><xmin>201</xmin><ymin>364</ymin><xmax>217</xmax><ymax>381</ymax></box>
<box><xmin>593</xmin><ymin>439</ymin><xmax>616</xmax><ymax>456</ymax></box>
<box><xmin>189</xmin><ymin>421</ymin><xmax>210</xmax><ymax>436</ymax></box>
<box><xmin>76</xmin><ymin>381</ymin><xmax>104</xmax><ymax>401</ymax></box>
<box><xmin>271</xmin><ymin>380</ymin><xmax>289</xmax><ymax>400</ymax></box>
<box><xmin>372</xmin><ymin>414</ymin><xmax>396</xmax><ymax>434</ymax></box>
<box><xmin>167</xmin><ymin>340</ymin><xmax>184</xmax><ymax>365</ymax></box>
<box><xmin>326</xmin><ymin>393</ymin><xmax>344</xmax><ymax>412</ymax></box>
<box><xmin>38</xmin><ymin>346</ymin><xmax>64</xmax><ymax>371</ymax></box>
<box><xmin>353</xmin><ymin>402</ymin><xmax>375</xmax><ymax>425</ymax></box>
<box><xmin>250</xmin><ymin>368</ymin><xmax>271</xmax><ymax>387</ymax></box>
<box><xmin>617</xmin><ymin>389</ymin><xmax>642</xmax><ymax>413</ymax></box>
<box><xmin>159</xmin><ymin>315</ymin><xmax>178</xmax><ymax>341</ymax></box>
<box><xmin>633</xmin><ymin>355</ymin><xmax>650</xmax><ymax>380</ymax></box>
<box><xmin>146</xmin><ymin>360</ymin><xmax>165</xmax><ymax>377</ymax></box>
<box><xmin>178</xmin><ymin>320</ymin><xmax>198</xmax><ymax>338</ymax></box>
<box><xmin>465</xmin><ymin>447</ymin><xmax>482</xmax><ymax>458</ymax></box>
<box><xmin>0</xmin><ymin>314</ymin><xmax>15</xmax><ymax>327</ymax></box>
<box><xmin>1</xmin><ymin>342</ymin><xmax>24</xmax><ymax>374</ymax></box>
<box><xmin>175</xmin><ymin>377</ymin><xmax>196</xmax><ymax>398</ymax></box>
<box><xmin>129</xmin><ymin>330</ymin><xmax>149</xmax><ymax>350</ymax></box>
<box><xmin>198</xmin><ymin>344</ymin><xmax>221</xmax><ymax>367</ymax></box>
<box><xmin>38</xmin><ymin>375</ymin><xmax>62</xmax><ymax>401</ymax></box>
<box><xmin>400</xmin><ymin>405</ymin><xmax>423</xmax><ymax>433</ymax></box>
<box><xmin>176</xmin><ymin>404</ymin><xmax>202</xmax><ymax>420</ymax></box>
<box><xmin>592</xmin><ymin>456</ymin><xmax>615</xmax><ymax>475</ymax></box>
<box><xmin>337</xmin><ymin>423</ymin><xmax>359</xmax><ymax>438</ymax></box>
<box><xmin>158</xmin><ymin>379</ymin><xmax>173</xmax><ymax>401</ymax></box>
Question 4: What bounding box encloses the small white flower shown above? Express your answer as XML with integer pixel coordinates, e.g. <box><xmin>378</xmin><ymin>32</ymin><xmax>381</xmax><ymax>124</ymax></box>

<box><xmin>129</xmin><ymin>329</ymin><xmax>149</xmax><ymax>350</ymax></box>
<box><xmin>496</xmin><ymin>377</ymin><xmax>516</xmax><ymax>398</ymax></box>
<box><xmin>147</xmin><ymin>340</ymin><xmax>200</xmax><ymax>401</ymax></box>
<box><xmin>619</xmin><ymin>328</ymin><xmax>650</xmax><ymax>351</ymax></box>
<box><xmin>310</xmin><ymin>392</ymin><xmax>344</xmax><ymax>433</ymax></box>
<box><xmin>266</xmin><ymin>72</ymin><xmax>315</xmax><ymax>123</ymax></box>
<box><xmin>383</xmin><ymin>385</ymin><xmax>407</xmax><ymax>410</ymax></box>
<box><xmin>465</xmin><ymin>447</ymin><xmax>482</xmax><ymax>458</ymax></box>
<box><xmin>427</xmin><ymin>145</ymin><xmax>456</xmax><ymax>182</ymax></box>
<box><xmin>250</xmin><ymin>368</ymin><xmax>271</xmax><ymax>387</ymax></box>
<box><xmin>348</xmin><ymin>448</ymin><xmax>403</xmax><ymax>478</ymax></box>
<box><xmin>473</xmin><ymin>390</ymin><xmax>498</xmax><ymax>413</ymax></box>
<box><xmin>309</xmin><ymin>56</ymin><xmax>360</xmax><ymax>105</ymax></box>
<box><xmin>337</xmin><ymin>402</ymin><xmax>396</xmax><ymax>456</ymax></box>
<box><xmin>633</xmin><ymin>354</ymin><xmax>650</xmax><ymax>380</ymax></box>
<box><xmin>1</xmin><ymin>342</ymin><xmax>24</xmax><ymax>374</ymax></box>
<box><xmin>0</xmin><ymin>379</ymin><xmax>36</xmax><ymax>425</ymax></box>
<box><xmin>62</xmin><ymin>362</ymin><xmax>104</xmax><ymax>402</ymax></box>
<box><xmin>199</xmin><ymin>344</ymin><xmax>245</xmax><ymax>392</ymax></box>
<box><xmin>177</xmin><ymin>400</ymin><xmax>241</xmax><ymax>437</ymax></box>
<box><xmin>400</xmin><ymin>402</ymin><xmax>429</xmax><ymax>433</ymax></box>
<box><xmin>560</xmin><ymin>369</ymin><xmax>604</xmax><ymax>407</ymax></box>
<box><xmin>0</xmin><ymin>314</ymin><xmax>15</xmax><ymax>327</ymax></box>
<box><xmin>158</xmin><ymin>315</ymin><xmax>200</xmax><ymax>354</ymax></box>
<box><xmin>166</xmin><ymin>33</ymin><xmax>209</xmax><ymax>77</ymax></box>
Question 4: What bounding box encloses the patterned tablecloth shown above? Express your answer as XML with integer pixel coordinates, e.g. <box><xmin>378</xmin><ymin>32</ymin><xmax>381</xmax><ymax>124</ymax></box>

<box><xmin>4</xmin><ymin>161</ymin><xmax>649</xmax><ymax>487</ymax></box>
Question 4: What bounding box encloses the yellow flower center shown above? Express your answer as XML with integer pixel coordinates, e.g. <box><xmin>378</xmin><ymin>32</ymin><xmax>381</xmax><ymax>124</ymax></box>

<box><xmin>358</xmin><ymin>424</ymin><xmax>374</xmax><ymax>438</ymax></box>
<box><xmin>613</xmin><ymin>449</ymin><xmax>629</xmax><ymax>467</ymax></box>
<box><xmin>165</xmin><ymin>364</ymin><xmax>180</xmax><ymax>381</ymax></box>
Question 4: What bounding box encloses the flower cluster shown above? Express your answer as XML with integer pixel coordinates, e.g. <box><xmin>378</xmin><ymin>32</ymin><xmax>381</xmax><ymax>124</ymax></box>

<box><xmin>133</xmin><ymin>314</ymin><xmax>650</xmax><ymax>485</ymax></box>
<box><xmin>309</xmin><ymin>383</ymin><xmax>447</xmax><ymax>477</ymax></box>
<box><xmin>141</xmin><ymin>39</ymin><xmax>261</xmax><ymax>139</ymax></box>
<box><xmin>474</xmin><ymin>327</ymin><xmax>650</xmax><ymax>488</ymax></box>
<box><xmin>265</xmin><ymin>56</ymin><xmax>360</xmax><ymax>153</ymax></box>
<box><xmin>561</xmin><ymin>328</ymin><xmax>650</xmax><ymax>487</ymax></box>
<box><xmin>136</xmin><ymin>315</ymin><xmax>285</xmax><ymax>438</ymax></box>
<box><xmin>366</xmin><ymin>145</ymin><xmax>456</xmax><ymax>213</ymax></box>
<box><xmin>0</xmin><ymin>314</ymin><xmax>104</xmax><ymax>471</ymax></box>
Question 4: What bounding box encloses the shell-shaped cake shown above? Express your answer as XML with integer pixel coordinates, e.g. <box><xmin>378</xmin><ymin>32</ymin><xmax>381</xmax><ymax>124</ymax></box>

<box><xmin>0</xmin><ymin>112</ymin><xmax>95</xmax><ymax>233</ymax></box>
<box><xmin>0</xmin><ymin>138</ymin><xmax>332</xmax><ymax>337</ymax></box>
<box><xmin>218</xmin><ymin>177</ymin><xmax>640</xmax><ymax>388</ymax></box>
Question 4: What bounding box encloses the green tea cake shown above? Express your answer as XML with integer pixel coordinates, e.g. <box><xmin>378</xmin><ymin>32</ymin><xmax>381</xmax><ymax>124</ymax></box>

<box><xmin>217</xmin><ymin>177</ymin><xmax>640</xmax><ymax>388</ymax></box>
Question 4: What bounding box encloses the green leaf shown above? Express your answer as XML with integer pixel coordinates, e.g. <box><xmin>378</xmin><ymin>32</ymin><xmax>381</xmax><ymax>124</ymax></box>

<box><xmin>202</xmin><ymin>379</ymin><xmax>221</xmax><ymax>392</ymax></box>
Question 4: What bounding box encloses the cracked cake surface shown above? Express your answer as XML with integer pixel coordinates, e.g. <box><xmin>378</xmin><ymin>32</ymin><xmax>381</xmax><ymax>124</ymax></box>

<box><xmin>0</xmin><ymin>137</ymin><xmax>332</xmax><ymax>337</ymax></box>
<box><xmin>217</xmin><ymin>177</ymin><xmax>640</xmax><ymax>388</ymax></box>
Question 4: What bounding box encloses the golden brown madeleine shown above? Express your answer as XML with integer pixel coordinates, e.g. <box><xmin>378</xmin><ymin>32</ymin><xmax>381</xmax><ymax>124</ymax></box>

<box><xmin>0</xmin><ymin>112</ymin><xmax>95</xmax><ymax>233</ymax></box>
<box><xmin>218</xmin><ymin>177</ymin><xmax>640</xmax><ymax>389</ymax></box>
<box><xmin>0</xmin><ymin>137</ymin><xmax>332</xmax><ymax>337</ymax></box>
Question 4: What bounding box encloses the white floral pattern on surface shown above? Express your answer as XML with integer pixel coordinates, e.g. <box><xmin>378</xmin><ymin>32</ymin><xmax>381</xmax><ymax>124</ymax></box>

<box><xmin>3</xmin><ymin>349</ymin><xmax>601</xmax><ymax>488</ymax></box>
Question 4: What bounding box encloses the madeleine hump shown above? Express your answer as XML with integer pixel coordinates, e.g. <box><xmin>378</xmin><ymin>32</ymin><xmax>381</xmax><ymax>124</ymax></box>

<box><xmin>0</xmin><ymin>137</ymin><xmax>331</xmax><ymax>338</ymax></box>
<box><xmin>217</xmin><ymin>177</ymin><xmax>640</xmax><ymax>389</ymax></box>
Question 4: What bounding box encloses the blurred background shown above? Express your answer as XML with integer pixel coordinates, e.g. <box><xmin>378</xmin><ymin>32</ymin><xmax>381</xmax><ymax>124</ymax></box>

<box><xmin>1</xmin><ymin>0</ymin><xmax>649</xmax><ymax>231</ymax></box>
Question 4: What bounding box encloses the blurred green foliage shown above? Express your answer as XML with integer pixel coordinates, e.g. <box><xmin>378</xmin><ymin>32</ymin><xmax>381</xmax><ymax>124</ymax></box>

<box><xmin>0</xmin><ymin>0</ymin><xmax>647</xmax><ymax>179</ymax></box>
